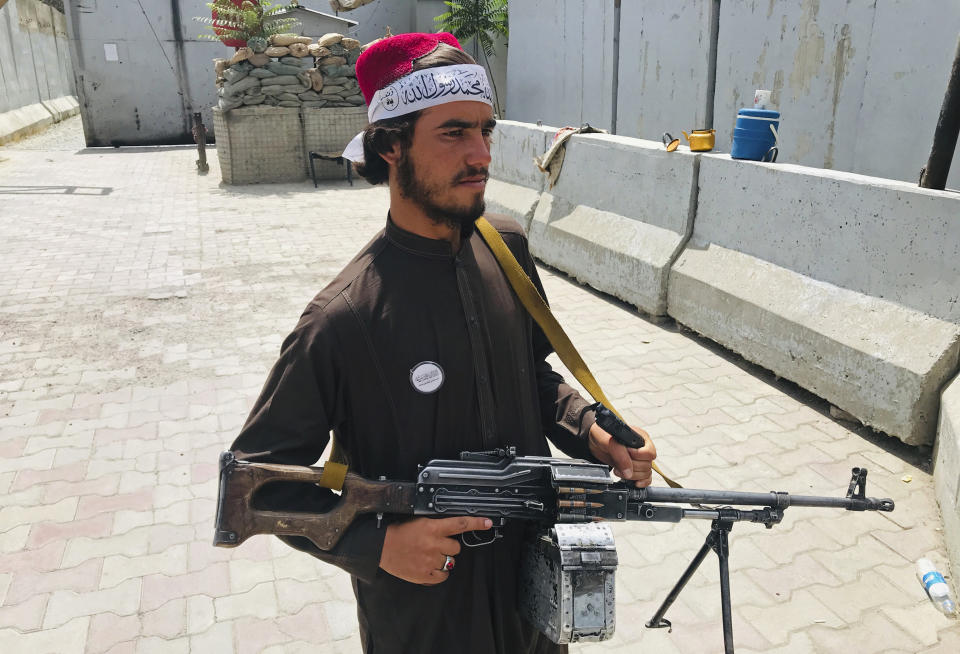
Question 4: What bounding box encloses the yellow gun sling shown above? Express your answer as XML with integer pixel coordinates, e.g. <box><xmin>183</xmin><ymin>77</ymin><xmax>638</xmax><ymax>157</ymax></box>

<box><xmin>475</xmin><ymin>216</ymin><xmax>680</xmax><ymax>488</ymax></box>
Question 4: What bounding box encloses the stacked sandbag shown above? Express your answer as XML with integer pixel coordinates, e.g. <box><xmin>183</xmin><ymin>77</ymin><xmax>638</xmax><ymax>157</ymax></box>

<box><xmin>311</xmin><ymin>33</ymin><xmax>364</xmax><ymax>107</ymax></box>
<box><xmin>214</xmin><ymin>32</ymin><xmax>364</xmax><ymax>111</ymax></box>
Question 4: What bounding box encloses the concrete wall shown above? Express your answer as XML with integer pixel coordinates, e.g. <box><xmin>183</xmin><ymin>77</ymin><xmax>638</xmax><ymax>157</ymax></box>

<box><xmin>0</xmin><ymin>0</ymin><xmax>78</xmax><ymax>143</ymax></box>
<box><xmin>506</xmin><ymin>0</ymin><xmax>960</xmax><ymax>188</ymax></box>
<box><xmin>615</xmin><ymin>0</ymin><xmax>716</xmax><ymax>140</ymax></box>
<box><xmin>506</xmin><ymin>0</ymin><xmax>617</xmax><ymax>130</ymax></box>
<box><xmin>713</xmin><ymin>0</ymin><xmax>960</xmax><ymax>190</ymax></box>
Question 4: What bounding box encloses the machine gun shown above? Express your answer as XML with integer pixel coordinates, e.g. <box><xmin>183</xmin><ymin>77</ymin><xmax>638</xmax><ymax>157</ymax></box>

<box><xmin>213</xmin><ymin>448</ymin><xmax>894</xmax><ymax>651</ymax></box>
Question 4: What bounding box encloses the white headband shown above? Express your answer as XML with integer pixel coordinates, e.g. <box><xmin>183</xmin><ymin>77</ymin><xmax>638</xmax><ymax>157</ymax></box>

<box><xmin>341</xmin><ymin>64</ymin><xmax>493</xmax><ymax>163</ymax></box>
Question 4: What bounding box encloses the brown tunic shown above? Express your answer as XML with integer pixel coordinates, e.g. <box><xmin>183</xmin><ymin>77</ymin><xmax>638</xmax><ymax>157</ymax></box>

<box><xmin>231</xmin><ymin>214</ymin><xmax>599</xmax><ymax>654</ymax></box>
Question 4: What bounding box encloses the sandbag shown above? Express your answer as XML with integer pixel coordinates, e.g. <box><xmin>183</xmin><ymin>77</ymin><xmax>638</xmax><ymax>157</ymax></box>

<box><xmin>214</xmin><ymin>58</ymin><xmax>228</xmax><ymax>76</ymax></box>
<box><xmin>318</xmin><ymin>33</ymin><xmax>343</xmax><ymax>47</ymax></box>
<box><xmin>261</xmin><ymin>83</ymin><xmax>306</xmax><ymax>96</ymax></box>
<box><xmin>341</xmin><ymin>38</ymin><xmax>360</xmax><ymax>51</ymax></box>
<box><xmin>219</xmin><ymin>96</ymin><xmax>243</xmax><ymax>111</ymax></box>
<box><xmin>318</xmin><ymin>56</ymin><xmax>347</xmax><ymax>67</ymax></box>
<box><xmin>266</xmin><ymin>62</ymin><xmax>305</xmax><ymax>76</ymax></box>
<box><xmin>306</xmin><ymin>68</ymin><xmax>325</xmax><ymax>92</ymax></box>
<box><xmin>308</xmin><ymin>44</ymin><xmax>331</xmax><ymax>58</ymax></box>
<box><xmin>229</xmin><ymin>47</ymin><xmax>253</xmax><ymax>65</ymax></box>
<box><xmin>271</xmin><ymin>33</ymin><xmax>312</xmax><ymax>46</ymax></box>
<box><xmin>265</xmin><ymin>46</ymin><xmax>291</xmax><ymax>57</ymax></box>
<box><xmin>323</xmin><ymin>85</ymin><xmax>345</xmax><ymax>95</ymax></box>
<box><xmin>248</xmin><ymin>36</ymin><xmax>268</xmax><ymax>53</ymax></box>
<box><xmin>280</xmin><ymin>55</ymin><xmax>311</xmax><ymax>68</ymax></box>
<box><xmin>298</xmin><ymin>90</ymin><xmax>323</xmax><ymax>100</ymax></box>
<box><xmin>223</xmin><ymin>67</ymin><xmax>248</xmax><ymax>83</ymax></box>
<box><xmin>321</xmin><ymin>64</ymin><xmax>354</xmax><ymax>78</ymax></box>
<box><xmin>242</xmin><ymin>94</ymin><xmax>266</xmax><ymax>105</ymax></box>
<box><xmin>278</xmin><ymin>100</ymin><xmax>301</xmax><ymax>107</ymax></box>
<box><xmin>266</xmin><ymin>75</ymin><xmax>303</xmax><ymax>86</ymax></box>
<box><xmin>249</xmin><ymin>68</ymin><xmax>277</xmax><ymax>78</ymax></box>
<box><xmin>275</xmin><ymin>92</ymin><xmax>300</xmax><ymax>103</ymax></box>
<box><xmin>323</xmin><ymin>76</ymin><xmax>350</xmax><ymax>86</ymax></box>
<box><xmin>221</xmin><ymin>75</ymin><xmax>261</xmax><ymax>98</ymax></box>
<box><xmin>346</xmin><ymin>48</ymin><xmax>361</xmax><ymax>65</ymax></box>
<box><xmin>320</xmin><ymin>93</ymin><xmax>345</xmax><ymax>101</ymax></box>
<box><xmin>288</xmin><ymin>43</ymin><xmax>310</xmax><ymax>57</ymax></box>
<box><xmin>296</xmin><ymin>71</ymin><xmax>313</xmax><ymax>87</ymax></box>
<box><xmin>344</xmin><ymin>95</ymin><xmax>364</xmax><ymax>105</ymax></box>
<box><xmin>248</xmin><ymin>53</ymin><xmax>270</xmax><ymax>67</ymax></box>
<box><xmin>327</xmin><ymin>43</ymin><xmax>347</xmax><ymax>57</ymax></box>
<box><xmin>302</xmin><ymin>101</ymin><xmax>328</xmax><ymax>108</ymax></box>
<box><xmin>263</xmin><ymin>96</ymin><xmax>280</xmax><ymax>106</ymax></box>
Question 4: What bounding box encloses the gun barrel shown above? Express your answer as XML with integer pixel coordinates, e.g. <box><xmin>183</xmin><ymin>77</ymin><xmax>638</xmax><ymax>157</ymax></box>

<box><xmin>635</xmin><ymin>486</ymin><xmax>894</xmax><ymax>512</ymax></box>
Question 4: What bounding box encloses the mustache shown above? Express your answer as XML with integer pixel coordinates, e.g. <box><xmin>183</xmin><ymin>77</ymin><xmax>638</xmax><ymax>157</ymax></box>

<box><xmin>453</xmin><ymin>166</ymin><xmax>489</xmax><ymax>183</ymax></box>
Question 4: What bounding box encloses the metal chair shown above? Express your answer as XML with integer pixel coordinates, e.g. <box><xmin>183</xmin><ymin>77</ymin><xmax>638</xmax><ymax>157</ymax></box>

<box><xmin>309</xmin><ymin>151</ymin><xmax>353</xmax><ymax>187</ymax></box>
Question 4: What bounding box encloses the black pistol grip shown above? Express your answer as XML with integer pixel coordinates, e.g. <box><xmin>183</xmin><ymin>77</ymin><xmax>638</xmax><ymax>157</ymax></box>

<box><xmin>592</xmin><ymin>403</ymin><xmax>645</xmax><ymax>449</ymax></box>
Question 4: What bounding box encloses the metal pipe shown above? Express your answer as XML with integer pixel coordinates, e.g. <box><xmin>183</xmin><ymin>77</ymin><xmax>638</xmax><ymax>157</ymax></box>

<box><xmin>920</xmin><ymin>34</ymin><xmax>960</xmax><ymax>190</ymax></box>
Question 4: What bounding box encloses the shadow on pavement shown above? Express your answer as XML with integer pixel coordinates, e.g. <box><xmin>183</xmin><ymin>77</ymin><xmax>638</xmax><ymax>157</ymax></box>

<box><xmin>0</xmin><ymin>184</ymin><xmax>113</xmax><ymax>195</ymax></box>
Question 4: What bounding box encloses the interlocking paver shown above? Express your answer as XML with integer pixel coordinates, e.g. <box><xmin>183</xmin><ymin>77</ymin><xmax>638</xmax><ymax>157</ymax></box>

<box><xmin>1</xmin><ymin>126</ymin><xmax>957</xmax><ymax>652</ymax></box>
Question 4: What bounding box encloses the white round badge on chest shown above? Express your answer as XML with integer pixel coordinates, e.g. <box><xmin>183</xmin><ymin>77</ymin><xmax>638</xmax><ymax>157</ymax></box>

<box><xmin>410</xmin><ymin>361</ymin><xmax>444</xmax><ymax>394</ymax></box>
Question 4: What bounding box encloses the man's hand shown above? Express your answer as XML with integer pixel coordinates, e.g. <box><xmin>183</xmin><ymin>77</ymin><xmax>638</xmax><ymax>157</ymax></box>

<box><xmin>588</xmin><ymin>422</ymin><xmax>657</xmax><ymax>487</ymax></box>
<box><xmin>379</xmin><ymin>516</ymin><xmax>492</xmax><ymax>585</ymax></box>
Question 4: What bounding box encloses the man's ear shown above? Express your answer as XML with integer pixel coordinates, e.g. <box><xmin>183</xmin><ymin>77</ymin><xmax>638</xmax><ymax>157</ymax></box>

<box><xmin>379</xmin><ymin>140</ymin><xmax>402</xmax><ymax>166</ymax></box>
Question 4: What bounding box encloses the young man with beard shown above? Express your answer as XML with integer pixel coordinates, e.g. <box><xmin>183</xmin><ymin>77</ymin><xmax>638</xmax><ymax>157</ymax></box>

<box><xmin>230</xmin><ymin>32</ymin><xmax>657</xmax><ymax>654</ymax></box>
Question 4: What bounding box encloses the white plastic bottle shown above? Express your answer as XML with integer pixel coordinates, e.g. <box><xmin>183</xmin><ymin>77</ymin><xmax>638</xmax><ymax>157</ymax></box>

<box><xmin>917</xmin><ymin>558</ymin><xmax>956</xmax><ymax>616</ymax></box>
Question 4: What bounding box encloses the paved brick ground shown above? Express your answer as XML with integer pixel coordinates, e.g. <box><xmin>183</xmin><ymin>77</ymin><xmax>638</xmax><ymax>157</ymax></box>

<box><xmin>0</xmin><ymin>136</ymin><xmax>957</xmax><ymax>653</ymax></box>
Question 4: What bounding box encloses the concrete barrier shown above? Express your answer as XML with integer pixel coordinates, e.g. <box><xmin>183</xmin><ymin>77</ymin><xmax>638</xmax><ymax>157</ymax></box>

<box><xmin>486</xmin><ymin>120</ymin><xmax>554</xmax><ymax>232</ymax></box>
<box><xmin>41</xmin><ymin>95</ymin><xmax>80</xmax><ymax>123</ymax></box>
<box><xmin>528</xmin><ymin>133</ymin><xmax>699</xmax><ymax>316</ymax></box>
<box><xmin>0</xmin><ymin>96</ymin><xmax>80</xmax><ymax>145</ymax></box>
<box><xmin>936</xmin><ymin>375</ymin><xmax>960</xmax><ymax>595</ymax></box>
<box><xmin>668</xmin><ymin>155</ymin><xmax>960</xmax><ymax>445</ymax></box>
<box><xmin>0</xmin><ymin>102</ymin><xmax>54</xmax><ymax>145</ymax></box>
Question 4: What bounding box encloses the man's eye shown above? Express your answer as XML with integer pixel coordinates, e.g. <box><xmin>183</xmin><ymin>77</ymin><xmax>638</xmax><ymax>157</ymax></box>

<box><xmin>445</xmin><ymin>130</ymin><xmax>464</xmax><ymax>137</ymax></box>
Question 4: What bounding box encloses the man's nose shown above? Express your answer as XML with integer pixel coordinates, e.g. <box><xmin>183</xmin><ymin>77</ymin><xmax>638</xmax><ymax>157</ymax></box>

<box><xmin>464</xmin><ymin>132</ymin><xmax>492</xmax><ymax>168</ymax></box>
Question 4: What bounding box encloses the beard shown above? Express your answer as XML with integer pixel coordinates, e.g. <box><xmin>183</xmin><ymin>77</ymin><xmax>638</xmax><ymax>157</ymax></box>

<box><xmin>397</xmin><ymin>150</ymin><xmax>487</xmax><ymax>239</ymax></box>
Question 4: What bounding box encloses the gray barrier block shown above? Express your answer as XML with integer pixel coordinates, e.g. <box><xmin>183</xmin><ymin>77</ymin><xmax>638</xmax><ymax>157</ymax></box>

<box><xmin>0</xmin><ymin>102</ymin><xmax>54</xmax><ymax>145</ymax></box>
<box><xmin>486</xmin><ymin>121</ymin><xmax>554</xmax><ymax>231</ymax></box>
<box><xmin>528</xmin><ymin>134</ymin><xmax>699</xmax><ymax>316</ymax></box>
<box><xmin>936</xmin><ymin>376</ymin><xmax>960</xmax><ymax>593</ymax></box>
<box><xmin>668</xmin><ymin>155</ymin><xmax>960</xmax><ymax>445</ymax></box>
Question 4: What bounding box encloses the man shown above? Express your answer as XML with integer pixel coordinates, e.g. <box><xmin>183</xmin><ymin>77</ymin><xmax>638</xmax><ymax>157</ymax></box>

<box><xmin>230</xmin><ymin>32</ymin><xmax>657</xmax><ymax>654</ymax></box>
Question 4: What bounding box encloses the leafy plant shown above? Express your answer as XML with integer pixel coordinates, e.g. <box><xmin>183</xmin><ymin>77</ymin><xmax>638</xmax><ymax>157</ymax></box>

<box><xmin>195</xmin><ymin>0</ymin><xmax>300</xmax><ymax>49</ymax></box>
<box><xmin>434</xmin><ymin>0</ymin><xmax>508</xmax><ymax>116</ymax></box>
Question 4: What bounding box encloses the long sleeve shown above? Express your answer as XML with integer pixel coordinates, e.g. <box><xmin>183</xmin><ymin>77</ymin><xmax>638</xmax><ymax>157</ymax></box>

<box><xmin>230</xmin><ymin>305</ymin><xmax>387</xmax><ymax>583</ymax></box>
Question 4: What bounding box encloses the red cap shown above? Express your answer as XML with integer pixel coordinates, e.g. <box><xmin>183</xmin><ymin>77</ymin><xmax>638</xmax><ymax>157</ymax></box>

<box><xmin>356</xmin><ymin>32</ymin><xmax>463</xmax><ymax>105</ymax></box>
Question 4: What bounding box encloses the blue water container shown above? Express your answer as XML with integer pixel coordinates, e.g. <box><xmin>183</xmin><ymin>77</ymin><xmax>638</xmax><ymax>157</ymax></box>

<box><xmin>730</xmin><ymin>108</ymin><xmax>780</xmax><ymax>161</ymax></box>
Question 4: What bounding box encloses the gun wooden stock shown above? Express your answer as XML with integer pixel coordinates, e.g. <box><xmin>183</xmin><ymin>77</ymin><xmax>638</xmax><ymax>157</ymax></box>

<box><xmin>214</xmin><ymin>452</ymin><xmax>417</xmax><ymax>551</ymax></box>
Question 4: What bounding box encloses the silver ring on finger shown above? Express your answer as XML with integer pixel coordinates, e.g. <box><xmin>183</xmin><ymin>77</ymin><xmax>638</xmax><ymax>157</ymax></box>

<box><xmin>442</xmin><ymin>555</ymin><xmax>455</xmax><ymax>572</ymax></box>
